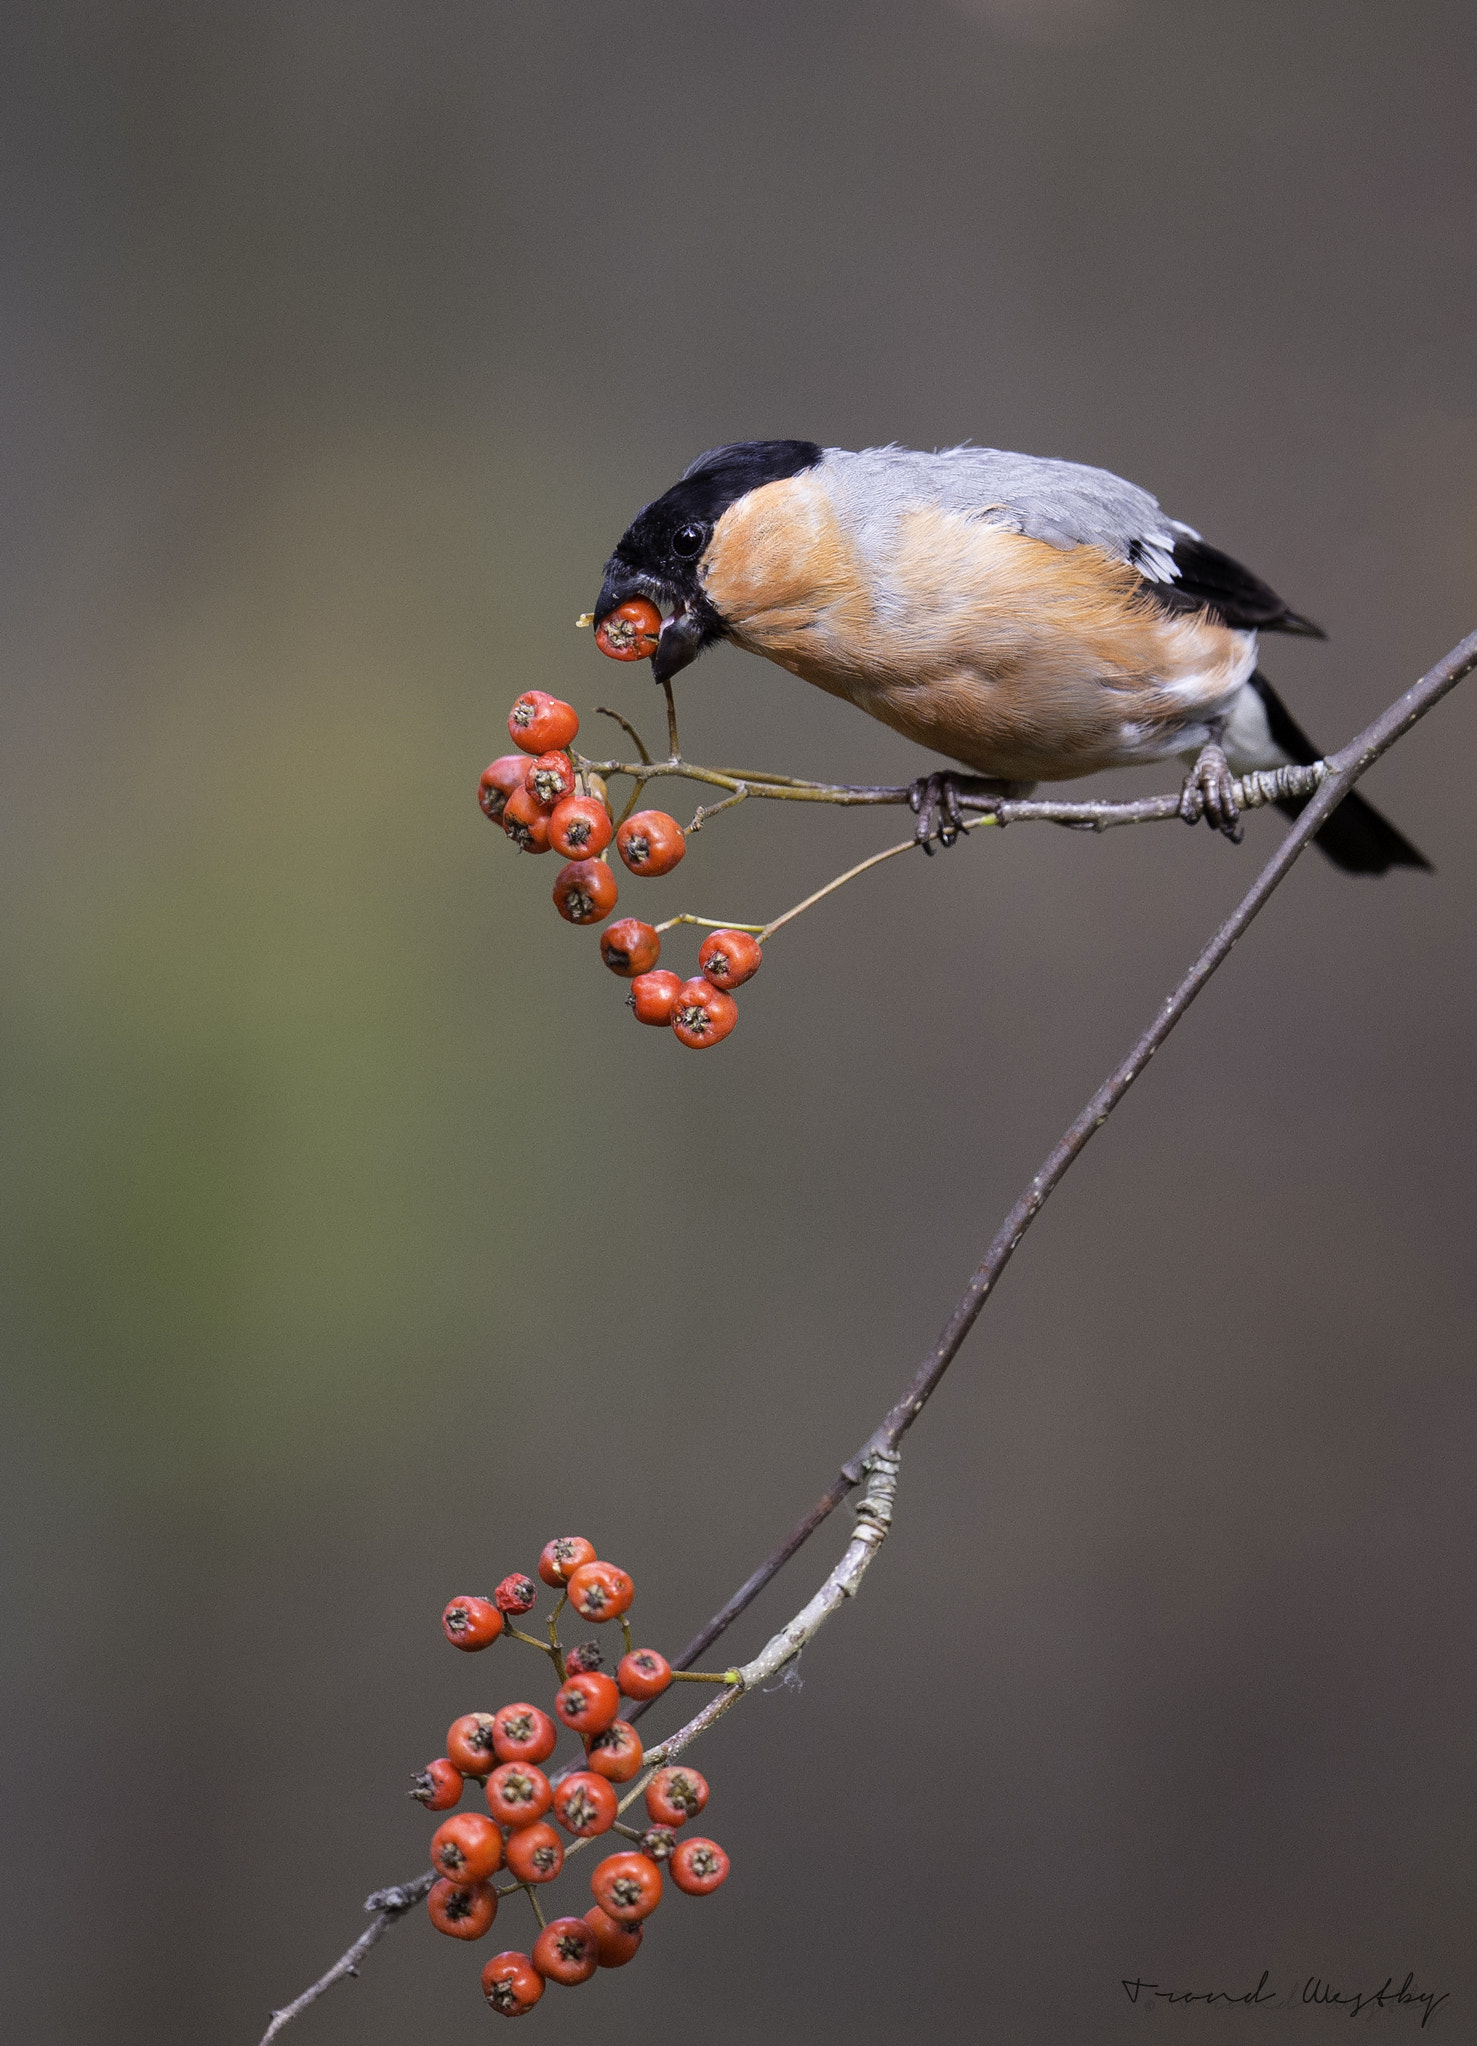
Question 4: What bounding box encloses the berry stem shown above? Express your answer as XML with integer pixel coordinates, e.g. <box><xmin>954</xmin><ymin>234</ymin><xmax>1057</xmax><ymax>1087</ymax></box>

<box><xmin>546</xmin><ymin>1597</ymin><xmax>567</xmax><ymax>1680</ymax></box>
<box><xmin>757</xmin><ymin>824</ymin><xmax>992</xmax><ymax>943</ymax></box>
<box><xmin>654</xmin><ymin>913</ymin><xmax>765</xmax><ymax>936</ymax></box>
<box><xmin>523</xmin><ymin>1883</ymin><xmax>547</xmax><ymax>1930</ymax></box>
<box><xmin>613</xmin><ymin>773</ymin><xmax>650</xmax><ymax>827</ymax></box>
<box><xmin>665</xmin><ymin>1668</ymin><xmax>741</xmax><ymax>1684</ymax></box>
<box><xmin>505</xmin><ymin>1625</ymin><xmax>559</xmax><ymax>1657</ymax></box>
<box><xmin>619</xmin><ymin>1615</ymin><xmax>634</xmax><ymax>1655</ymax></box>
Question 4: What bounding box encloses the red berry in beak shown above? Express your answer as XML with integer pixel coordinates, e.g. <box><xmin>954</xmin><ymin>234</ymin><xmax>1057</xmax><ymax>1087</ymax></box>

<box><xmin>595</xmin><ymin>599</ymin><xmax>662</xmax><ymax>661</ymax></box>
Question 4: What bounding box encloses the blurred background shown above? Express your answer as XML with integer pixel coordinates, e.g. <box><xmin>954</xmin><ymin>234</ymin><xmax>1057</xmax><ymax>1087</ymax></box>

<box><xmin>2</xmin><ymin>2</ymin><xmax>1474</xmax><ymax>2040</ymax></box>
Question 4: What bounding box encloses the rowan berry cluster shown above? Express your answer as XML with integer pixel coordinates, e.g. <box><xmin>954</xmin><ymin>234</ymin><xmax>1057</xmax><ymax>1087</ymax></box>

<box><xmin>411</xmin><ymin>1535</ymin><xmax>731</xmax><ymax>2016</ymax></box>
<box><xmin>478</xmin><ymin>597</ymin><xmax>763</xmax><ymax>1049</ymax></box>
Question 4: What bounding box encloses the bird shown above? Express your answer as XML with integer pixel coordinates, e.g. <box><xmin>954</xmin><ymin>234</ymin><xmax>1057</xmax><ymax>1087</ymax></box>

<box><xmin>591</xmin><ymin>440</ymin><xmax>1429</xmax><ymax>873</ymax></box>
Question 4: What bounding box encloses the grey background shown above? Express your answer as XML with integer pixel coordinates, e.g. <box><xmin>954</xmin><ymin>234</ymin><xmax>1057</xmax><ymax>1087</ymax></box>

<box><xmin>2</xmin><ymin>2</ymin><xmax>1474</xmax><ymax>2041</ymax></box>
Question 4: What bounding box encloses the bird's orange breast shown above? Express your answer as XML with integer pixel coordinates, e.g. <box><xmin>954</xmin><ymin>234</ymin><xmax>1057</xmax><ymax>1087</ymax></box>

<box><xmin>700</xmin><ymin>478</ymin><xmax>1254</xmax><ymax>780</ymax></box>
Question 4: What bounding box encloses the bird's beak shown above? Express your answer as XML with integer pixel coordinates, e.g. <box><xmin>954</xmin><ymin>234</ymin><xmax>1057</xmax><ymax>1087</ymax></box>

<box><xmin>593</xmin><ymin>561</ymin><xmax>709</xmax><ymax>685</ymax></box>
<box><xmin>649</xmin><ymin>607</ymin><xmax>708</xmax><ymax>685</ymax></box>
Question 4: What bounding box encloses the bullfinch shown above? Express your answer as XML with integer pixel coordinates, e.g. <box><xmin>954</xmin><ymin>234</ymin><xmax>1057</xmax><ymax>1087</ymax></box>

<box><xmin>592</xmin><ymin>440</ymin><xmax>1427</xmax><ymax>873</ymax></box>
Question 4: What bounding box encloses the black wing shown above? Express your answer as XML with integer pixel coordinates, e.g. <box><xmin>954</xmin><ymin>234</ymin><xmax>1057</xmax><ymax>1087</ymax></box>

<box><xmin>1131</xmin><ymin>534</ymin><xmax>1325</xmax><ymax>638</ymax></box>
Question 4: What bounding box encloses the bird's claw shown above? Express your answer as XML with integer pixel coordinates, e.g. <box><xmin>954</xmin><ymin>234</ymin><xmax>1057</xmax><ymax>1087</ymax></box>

<box><xmin>909</xmin><ymin>772</ymin><xmax>968</xmax><ymax>852</ymax></box>
<box><xmin>1179</xmin><ymin>743</ymin><xmax>1244</xmax><ymax>843</ymax></box>
<box><xmin>909</xmin><ymin>772</ymin><xmax>1034</xmax><ymax>851</ymax></box>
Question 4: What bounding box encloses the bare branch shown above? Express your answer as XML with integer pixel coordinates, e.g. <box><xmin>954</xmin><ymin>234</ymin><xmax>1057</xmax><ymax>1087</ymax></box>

<box><xmin>259</xmin><ymin>626</ymin><xmax>1475</xmax><ymax>2039</ymax></box>
<box><xmin>569</xmin><ymin>750</ymin><xmax>1329</xmax><ymax>826</ymax></box>
<box><xmin>259</xmin><ymin>1874</ymin><xmax>435</xmax><ymax>2044</ymax></box>
<box><xmin>687</xmin><ymin>785</ymin><xmax>750</xmax><ymax>832</ymax></box>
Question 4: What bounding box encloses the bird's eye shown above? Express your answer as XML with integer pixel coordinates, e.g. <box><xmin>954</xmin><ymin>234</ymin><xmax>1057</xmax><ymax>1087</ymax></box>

<box><xmin>671</xmin><ymin>522</ymin><xmax>707</xmax><ymax>559</ymax></box>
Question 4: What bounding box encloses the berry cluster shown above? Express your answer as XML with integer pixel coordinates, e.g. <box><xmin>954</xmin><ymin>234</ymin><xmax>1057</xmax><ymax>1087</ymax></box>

<box><xmin>411</xmin><ymin>1536</ymin><xmax>730</xmax><ymax>2015</ymax></box>
<box><xmin>478</xmin><ymin>672</ymin><xmax>762</xmax><ymax>1049</ymax></box>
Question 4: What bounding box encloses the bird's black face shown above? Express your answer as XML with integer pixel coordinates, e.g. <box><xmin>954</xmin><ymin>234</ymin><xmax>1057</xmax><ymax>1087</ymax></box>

<box><xmin>594</xmin><ymin>439</ymin><xmax>823</xmax><ymax>684</ymax></box>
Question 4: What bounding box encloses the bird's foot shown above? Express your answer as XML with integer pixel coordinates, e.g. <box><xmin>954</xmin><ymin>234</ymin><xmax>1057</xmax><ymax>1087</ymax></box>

<box><xmin>908</xmin><ymin>772</ymin><xmax>1015</xmax><ymax>853</ymax></box>
<box><xmin>1178</xmin><ymin>743</ymin><xmax>1244</xmax><ymax>843</ymax></box>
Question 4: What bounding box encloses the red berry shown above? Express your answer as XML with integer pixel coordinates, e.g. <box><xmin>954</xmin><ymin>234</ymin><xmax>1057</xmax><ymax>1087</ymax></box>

<box><xmin>564</xmin><ymin>1560</ymin><xmax>634</xmax><ymax>1623</ymax></box>
<box><xmin>480</xmin><ymin>755</ymin><xmax>532</xmax><ymax>823</ymax></box>
<box><xmin>587</xmin><ymin>1720</ymin><xmax>643</xmax><ymax>1784</ymax></box>
<box><xmin>494</xmin><ymin>1574</ymin><xmax>538</xmax><ymax>1616</ymax></box>
<box><xmin>671</xmin><ymin>977</ymin><xmax>738</xmax><ymax>1049</ymax></box>
<box><xmin>552</xmin><ymin>857</ymin><xmax>618</xmax><ymax>925</ymax></box>
<box><xmin>431</xmin><ymin>1811</ymin><xmax>504</xmax><ymax>1883</ymax></box>
<box><xmin>548</xmin><ymin>793</ymin><xmax>613</xmax><ymax>859</ymax></box>
<box><xmin>524</xmin><ymin>750</ymin><xmax>576</xmax><ymax>809</ymax></box>
<box><xmin>600</xmin><ymin>917</ymin><xmax>661</xmax><ymax>977</ymax></box>
<box><xmin>616</xmin><ymin>1648</ymin><xmax>672</xmax><ymax>1701</ymax></box>
<box><xmin>482</xmin><ymin>1950</ymin><xmax>545</xmax><ymax>2016</ymax></box>
<box><xmin>428</xmin><ymin>1876</ymin><xmax>498</xmax><ymax>1939</ymax></box>
<box><xmin>698</xmin><ymin>928</ymin><xmax>763</xmax><ymax>989</ymax></box>
<box><xmin>410</xmin><ymin>1758</ymin><xmax>464</xmax><ymax>1810</ymax></box>
<box><xmin>670</xmin><ymin>1836</ymin><xmax>729</xmax><ymax>1895</ymax></box>
<box><xmin>552</xmin><ymin>1771</ymin><xmax>618</xmax><ymax>1838</ymax></box>
<box><xmin>594</xmin><ymin>598</ymin><xmax>662</xmax><ymax>662</ymax></box>
<box><xmin>447</xmin><ymin>1713</ymin><xmax>499</xmax><ymax>1776</ymax></box>
<box><xmin>628</xmin><ymin>969</ymin><xmax>683</xmax><ymax>1026</ymax></box>
<box><xmin>485</xmin><ymin>1762</ymin><xmax>553</xmax><ymax>1827</ymax></box>
<box><xmin>502</xmin><ymin>786</ymin><xmax>552</xmax><ymax>853</ymax></box>
<box><xmin>532</xmin><ymin>1915</ymin><xmax>599</xmax><ymax>1986</ymax></box>
<box><xmin>616</xmin><ymin>809</ymin><xmax>686</xmax><ymax>876</ymax></box>
<box><xmin>442</xmin><ymin>1596</ymin><xmax>505</xmax><ymax>1651</ymax></box>
<box><xmin>490</xmin><ymin>1703</ymin><xmax>558</xmax><ymax>1766</ymax></box>
<box><xmin>590</xmin><ymin>1851</ymin><xmax>663</xmax><ymax>1923</ymax></box>
<box><xmin>509</xmin><ymin>691</ymin><xmax>579</xmax><ymax>755</ymax></box>
<box><xmin>538</xmin><ymin>1536</ymin><xmax>596</xmax><ymax>1587</ymax></box>
<box><xmin>584</xmin><ymin>1904</ymin><xmax>643</xmax><ymax>1967</ymax></box>
<box><xmin>554</xmin><ymin>1671</ymin><xmax>621</xmax><ymax>1734</ymax></box>
<box><xmin>562</xmin><ymin>1641</ymin><xmax>604</xmax><ymax>1676</ymax></box>
<box><xmin>645</xmin><ymin>1765</ymin><xmax>709</xmax><ymax>1827</ymax></box>
<box><xmin>640</xmin><ymin>1826</ymin><xmax>676</xmax><ymax>1863</ymax></box>
<box><xmin>503</xmin><ymin>1819</ymin><xmax>564</xmax><ymax>1885</ymax></box>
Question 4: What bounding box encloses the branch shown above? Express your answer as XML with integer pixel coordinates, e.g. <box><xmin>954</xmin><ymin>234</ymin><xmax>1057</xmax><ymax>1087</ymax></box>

<box><xmin>571</xmin><ymin>745</ymin><xmax>1329</xmax><ymax>827</ymax></box>
<box><xmin>260</xmin><ymin>1874</ymin><xmax>435</xmax><ymax>2043</ymax></box>
<box><xmin>582</xmin><ymin>751</ymin><xmax>1339</xmax><ymax>950</ymax></box>
<box><xmin>551</xmin><ymin>1452</ymin><xmax>901</xmax><ymax>1875</ymax></box>
<box><xmin>260</xmin><ymin>627</ymin><xmax>1475</xmax><ymax>2041</ymax></box>
<box><xmin>650</xmin><ymin>763</ymin><xmax>1330</xmax><ymax>951</ymax></box>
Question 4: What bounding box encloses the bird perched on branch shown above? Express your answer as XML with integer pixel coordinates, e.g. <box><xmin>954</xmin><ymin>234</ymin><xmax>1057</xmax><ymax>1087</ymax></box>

<box><xmin>592</xmin><ymin>440</ymin><xmax>1428</xmax><ymax>872</ymax></box>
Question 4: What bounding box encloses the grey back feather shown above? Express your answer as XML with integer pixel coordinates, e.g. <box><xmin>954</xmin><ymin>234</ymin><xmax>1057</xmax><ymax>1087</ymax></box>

<box><xmin>820</xmin><ymin>445</ymin><xmax>1198</xmax><ymax>584</ymax></box>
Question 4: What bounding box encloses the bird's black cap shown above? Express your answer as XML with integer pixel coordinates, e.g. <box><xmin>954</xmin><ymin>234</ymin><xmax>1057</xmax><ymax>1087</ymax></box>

<box><xmin>595</xmin><ymin>440</ymin><xmax>823</xmax><ymax>682</ymax></box>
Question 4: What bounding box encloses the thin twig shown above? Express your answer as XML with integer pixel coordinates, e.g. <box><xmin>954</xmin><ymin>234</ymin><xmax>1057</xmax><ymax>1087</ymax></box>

<box><xmin>688</xmin><ymin>786</ymin><xmax>750</xmax><ymax>832</ymax></box>
<box><xmin>259</xmin><ymin>628</ymin><xmax>1474</xmax><ymax>2041</ymax></box>
<box><xmin>259</xmin><ymin>1875</ymin><xmax>435</xmax><ymax>2044</ymax></box>
<box><xmin>756</xmin><ymin>822</ymin><xmax>991</xmax><ymax>942</ymax></box>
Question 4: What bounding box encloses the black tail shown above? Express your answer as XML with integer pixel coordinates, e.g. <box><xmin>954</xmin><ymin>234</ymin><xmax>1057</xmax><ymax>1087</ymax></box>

<box><xmin>1251</xmin><ymin>673</ymin><xmax>1431</xmax><ymax>876</ymax></box>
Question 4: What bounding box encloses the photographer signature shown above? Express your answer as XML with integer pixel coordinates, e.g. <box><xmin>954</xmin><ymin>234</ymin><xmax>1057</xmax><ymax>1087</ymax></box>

<box><xmin>1121</xmin><ymin>1970</ymin><xmax>1449</xmax><ymax>2028</ymax></box>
